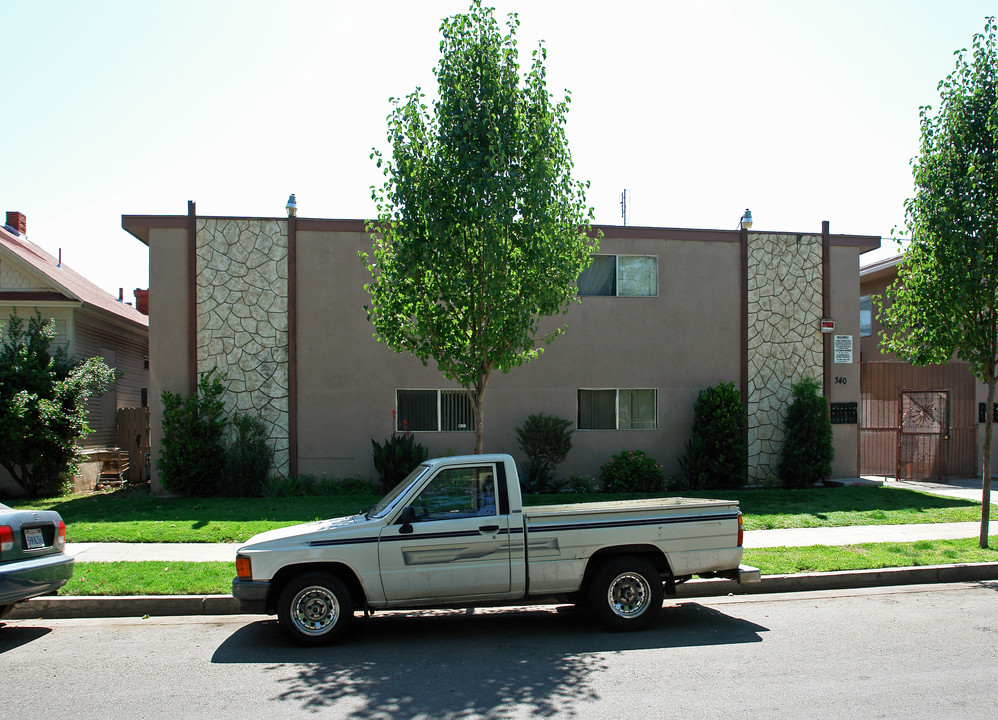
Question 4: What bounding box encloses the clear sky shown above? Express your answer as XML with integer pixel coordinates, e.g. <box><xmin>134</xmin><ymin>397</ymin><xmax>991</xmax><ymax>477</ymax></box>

<box><xmin>2</xmin><ymin>0</ymin><xmax>994</xmax><ymax>300</ymax></box>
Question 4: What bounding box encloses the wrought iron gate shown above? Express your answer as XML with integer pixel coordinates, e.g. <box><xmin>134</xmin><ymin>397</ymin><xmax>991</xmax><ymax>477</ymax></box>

<box><xmin>859</xmin><ymin>361</ymin><xmax>976</xmax><ymax>480</ymax></box>
<box><xmin>897</xmin><ymin>390</ymin><xmax>948</xmax><ymax>482</ymax></box>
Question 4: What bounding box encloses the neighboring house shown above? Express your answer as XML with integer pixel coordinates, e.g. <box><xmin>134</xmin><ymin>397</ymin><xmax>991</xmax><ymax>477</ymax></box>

<box><xmin>125</xmin><ymin>203</ymin><xmax>879</xmax><ymax>492</ymax></box>
<box><xmin>859</xmin><ymin>255</ymin><xmax>987</xmax><ymax>481</ymax></box>
<box><xmin>0</xmin><ymin>211</ymin><xmax>150</xmax><ymax>493</ymax></box>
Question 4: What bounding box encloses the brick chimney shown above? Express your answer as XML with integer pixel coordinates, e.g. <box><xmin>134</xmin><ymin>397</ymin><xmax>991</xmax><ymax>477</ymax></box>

<box><xmin>5</xmin><ymin>211</ymin><xmax>26</xmax><ymax>235</ymax></box>
<box><xmin>134</xmin><ymin>288</ymin><xmax>149</xmax><ymax>315</ymax></box>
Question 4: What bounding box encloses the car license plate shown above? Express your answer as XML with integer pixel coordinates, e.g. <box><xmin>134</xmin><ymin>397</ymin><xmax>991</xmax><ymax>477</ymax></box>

<box><xmin>24</xmin><ymin>527</ymin><xmax>45</xmax><ymax>550</ymax></box>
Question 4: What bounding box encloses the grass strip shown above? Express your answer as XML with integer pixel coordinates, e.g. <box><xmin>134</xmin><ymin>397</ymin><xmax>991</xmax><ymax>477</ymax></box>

<box><xmin>58</xmin><ymin>538</ymin><xmax>998</xmax><ymax>596</ymax></box>
<box><xmin>10</xmin><ymin>486</ymin><xmax>994</xmax><ymax>543</ymax></box>
<box><xmin>743</xmin><ymin>536</ymin><xmax>998</xmax><ymax>574</ymax></box>
<box><xmin>64</xmin><ymin>561</ymin><xmax>235</xmax><ymax>596</ymax></box>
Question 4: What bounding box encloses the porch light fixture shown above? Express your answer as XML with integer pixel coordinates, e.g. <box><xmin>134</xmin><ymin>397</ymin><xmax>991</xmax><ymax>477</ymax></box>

<box><xmin>740</xmin><ymin>208</ymin><xmax>753</xmax><ymax>230</ymax></box>
<box><xmin>286</xmin><ymin>194</ymin><xmax>297</xmax><ymax>218</ymax></box>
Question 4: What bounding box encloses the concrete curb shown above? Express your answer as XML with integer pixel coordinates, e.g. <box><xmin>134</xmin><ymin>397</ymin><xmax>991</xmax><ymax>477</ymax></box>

<box><xmin>8</xmin><ymin>562</ymin><xmax>998</xmax><ymax>620</ymax></box>
<box><xmin>675</xmin><ymin>561</ymin><xmax>998</xmax><ymax>598</ymax></box>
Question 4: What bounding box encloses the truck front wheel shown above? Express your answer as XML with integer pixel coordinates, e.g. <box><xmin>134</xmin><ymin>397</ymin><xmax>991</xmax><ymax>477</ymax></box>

<box><xmin>277</xmin><ymin>572</ymin><xmax>354</xmax><ymax>645</ymax></box>
<box><xmin>588</xmin><ymin>556</ymin><xmax>663</xmax><ymax>631</ymax></box>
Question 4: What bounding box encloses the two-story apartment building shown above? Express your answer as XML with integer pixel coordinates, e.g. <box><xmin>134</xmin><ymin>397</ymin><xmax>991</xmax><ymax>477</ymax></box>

<box><xmin>124</xmin><ymin>203</ymin><xmax>879</xmax><ymax>491</ymax></box>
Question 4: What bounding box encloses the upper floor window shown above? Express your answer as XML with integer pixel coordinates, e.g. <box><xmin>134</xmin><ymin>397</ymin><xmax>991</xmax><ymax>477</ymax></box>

<box><xmin>860</xmin><ymin>296</ymin><xmax>872</xmax><ymax>337</ymax></box>
<box><xmin>396</xmin><ymin>389</ymin><xmax>474</xmax><ymax>432</ymax></box>
<box><xmin>578</xmin><ymin>255</ymin><xmax>658</xmax><ymax>297</ymax></box>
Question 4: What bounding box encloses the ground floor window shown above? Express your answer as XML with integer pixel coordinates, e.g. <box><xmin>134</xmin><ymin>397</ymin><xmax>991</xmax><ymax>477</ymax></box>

<box><xmin>578</xmin><ymin>388</ymin><xmax>657</xmax><ymax>430</ymax></box>
<box><xmin>396</xmin><ymin>389</ymin><xmax>474</xmax><ymax>432</ymax></box>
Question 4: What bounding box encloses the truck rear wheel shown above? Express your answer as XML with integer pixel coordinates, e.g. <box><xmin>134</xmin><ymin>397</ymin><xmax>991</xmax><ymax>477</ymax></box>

<box><xmin>277</xmin><ymin>572</ymin><xmax>354</xmax><ymax>645</ymax></box>
<box><xmin>588</xmin><ymin>556</ymin><xmax>663</xmax><ymax>631</ymax></box>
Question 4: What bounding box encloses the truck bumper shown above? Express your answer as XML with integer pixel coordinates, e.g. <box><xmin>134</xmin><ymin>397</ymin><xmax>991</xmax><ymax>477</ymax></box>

<box><xmin>736</xmin><ymin>564</ymin><xmax>761</xmax><ymax>584</ymax></box>
<box><xmin>231</xmin><ymin>578</ymin><xmax>271</xmax><ymax>614</ymax></box>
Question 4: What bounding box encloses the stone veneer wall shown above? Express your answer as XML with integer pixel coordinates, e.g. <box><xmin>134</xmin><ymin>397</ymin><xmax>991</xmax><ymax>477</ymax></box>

<box><xmin>196</xmin><ymin>218</ymin><xmax>289</xmax><ymax>474</ymax></box>
<box><xmin>746</xmin><ymin>232</ymin><xmax>823</xmax><ymax>483</ymax></box>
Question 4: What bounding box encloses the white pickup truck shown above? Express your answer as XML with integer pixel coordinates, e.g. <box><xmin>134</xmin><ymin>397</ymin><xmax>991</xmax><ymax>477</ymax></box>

<box><xmin>233</xmin><ymin>453</ymin><xmax>759</xmax><ymax>644</ymax></box>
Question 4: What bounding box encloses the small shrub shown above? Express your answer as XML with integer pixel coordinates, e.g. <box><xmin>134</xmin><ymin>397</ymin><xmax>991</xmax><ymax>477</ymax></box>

<box><xmin>679</xmin><ymin>381</ymin><xmax>746</xmax><ymax>490</ymax></box>
<box><xmin>515</xmin><ymin>413</ymin><xmax>574</xmax><ymax>468</ymax></box>
<box><xmin>515</xmin><ymin>413</ymin><xmax>574</xmax><ymax>494</ymax></box>
<box><xmin>224</xmin><ymin>412</ymin><xmax>274</xmax><ymax>496</ymax></box>
<box><xmin>319</xmin><ymin>475</ymin><xmax>379</xmax><ymax>495</ymax></box>
<box><xmin>519</xmin><ymin>458</ymin><xmax>556</xmax><ymax>494</ymax></box>
<box><xmin>158</xmin><ymin>369</ymin><xmax>228</xmax><ymax>496</ymax></box>
<box><xmin>600</xmin><ymin>450</ymin><xmax>665</xmax><ymax>493</ymax></box>
<box><xmin>778</xmin><ymin>376</ymin><xmax>834</xmax><ymax>489</ymax></box>
<box><xmin>565</xmin><ymin>474</ymin><xmax>601</xmax><ymax>493</ymax></box>
<box><xmin>259</xmin><ymin>474</ymin><xmax>307</xmax><ymax>498</ymax></box>
<box><xmin>372</xmin><ymin>421</ymin><xmax>428</xmax><ymax>494</ymax></box>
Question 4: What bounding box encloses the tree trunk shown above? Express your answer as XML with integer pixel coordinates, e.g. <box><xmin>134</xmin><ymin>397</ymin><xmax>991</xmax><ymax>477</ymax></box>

<box><xmin>470</xmin><ymin>372</ymin><xmax>491</xmax><ymax>454</ymax></box>
<box><xmin>982</xmin><ymin>373</ymin><xmax>995</xmax><ymax>548</ymax></box>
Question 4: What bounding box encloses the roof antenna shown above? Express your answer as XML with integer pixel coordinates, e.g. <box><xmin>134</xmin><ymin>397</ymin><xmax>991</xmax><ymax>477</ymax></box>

<box><xmin>620</xmin><ymin>189</ymin><xmax>629</xmax><ymax>226</ymax></box>
<box><xmin>58</xmin><ymin>248</ymin><xmax>62</xmax><ymax>267</ymax></box>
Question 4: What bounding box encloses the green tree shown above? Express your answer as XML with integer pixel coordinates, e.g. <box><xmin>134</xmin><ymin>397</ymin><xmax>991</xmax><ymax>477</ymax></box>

<box><xmin>0</xmin><ymin>311</ymin><xmax>116</xmax><ymax>497</ymax></box>
<box><xmin>362</xmin><ymin>0</ymin><xmax>598</xmax><ymax>453</ymax></box>
<box><xmin>879</xmin><ymin>18</ymin><xmax>998</xmax><ymax>547</ymax></box>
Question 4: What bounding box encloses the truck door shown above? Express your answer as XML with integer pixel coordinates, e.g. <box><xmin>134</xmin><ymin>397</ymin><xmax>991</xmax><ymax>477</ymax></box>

<box><xmin>378</xmin><ymin>462</ymin><xmax>512</xmax><ymax>602</ymax></box>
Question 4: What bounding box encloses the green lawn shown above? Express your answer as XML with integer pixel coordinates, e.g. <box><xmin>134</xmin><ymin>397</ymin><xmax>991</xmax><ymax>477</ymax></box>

<box><xmin>58</xmin><ymin>536</ymin><xmax>998</xmax><ymax>596</ymax></box>
<box><xmin>9</xmin><ymin>484</ymin><xmax>993</xmax><ymax>543</ymax></box>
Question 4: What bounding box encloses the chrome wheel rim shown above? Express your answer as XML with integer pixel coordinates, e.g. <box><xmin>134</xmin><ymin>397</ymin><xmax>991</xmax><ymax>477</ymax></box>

<box><xmin>606</xmin><ymin>571</ymin><xmax>651</xmax><ymax>618</ymax></box>
<box><xmin>291</xmin><ymin>585</ymin><xmax>339</xmax><ymax>635</ymax></box>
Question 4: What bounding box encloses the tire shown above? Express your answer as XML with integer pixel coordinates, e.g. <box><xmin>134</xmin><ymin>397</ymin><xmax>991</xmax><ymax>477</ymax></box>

<box><xmin>588</xmin><ymin>556</ymin><xmax>664</xmax><ymax>631</ymax></box>
<box><xmin>277</xmin><ymin>572</ymin><xmax>354</xmax><ymax>645</ymax></box>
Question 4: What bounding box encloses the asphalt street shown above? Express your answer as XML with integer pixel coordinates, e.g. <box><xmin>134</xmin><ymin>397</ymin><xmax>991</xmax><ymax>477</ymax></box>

<box><xmin>3</xmin><ymin>582</ymin><xmax>996</xmax><ymax>719</ymax></box>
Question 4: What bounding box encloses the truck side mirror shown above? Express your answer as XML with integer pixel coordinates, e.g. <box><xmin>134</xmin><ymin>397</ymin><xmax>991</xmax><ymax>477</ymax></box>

<box><xmin>398</xmin><ymin>505</ymin><xmax>416</xmax><ymax>534</ymax></box>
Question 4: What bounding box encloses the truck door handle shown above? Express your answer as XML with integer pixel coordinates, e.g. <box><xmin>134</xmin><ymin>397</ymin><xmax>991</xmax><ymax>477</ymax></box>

<box><xmin>479</xmin><ymin>524</ymin><xmax>499</xmax><ymax>533</ymax></box>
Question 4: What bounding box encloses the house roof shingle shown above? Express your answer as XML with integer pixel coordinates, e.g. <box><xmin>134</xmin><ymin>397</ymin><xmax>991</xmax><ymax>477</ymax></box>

<box><xmin>0</xmin><ymin>224</ymin><xmax>148</xmax><ymax>328</ymax></box>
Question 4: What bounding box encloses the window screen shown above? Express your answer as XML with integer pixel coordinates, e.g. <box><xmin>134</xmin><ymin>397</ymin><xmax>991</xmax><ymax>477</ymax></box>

<box><xmin>397</xmin><ymin>389</ymin><xmax>474</xmax><ymax>432</ymax></box>
<box><xmin>617</xmin><ymin>256</ymin><xmax>657</xmax><ymax>297</ymax></box>
<box><xmin>441</xmin><ymin>390</ymin><xmax>474</xmax><ymax>431</ymax></box>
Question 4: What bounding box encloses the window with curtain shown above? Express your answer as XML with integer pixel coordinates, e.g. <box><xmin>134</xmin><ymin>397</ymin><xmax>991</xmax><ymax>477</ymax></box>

<box><xmin>578</xmin><ymin>255</ymin><xmax>657</xmax><ymax>297</ymax></box>
<box><xmin>396</xmin><ymin>389</ymin><xmax>474</xmax><ymax>432</ymax></box>
<box><xmin>578</xmin><ymin>389</ymin><xmax>657</xmax><ymax>430</ymax></box>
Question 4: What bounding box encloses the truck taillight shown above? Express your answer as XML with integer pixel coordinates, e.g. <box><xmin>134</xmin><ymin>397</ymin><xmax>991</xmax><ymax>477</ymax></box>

<box><xmin>236</xmin><ymin>555</ymin><xmax>252</xmax><ymax>579</ymax></box>
<box><xmin>0</xmin><ymin>525</ymin><xmax>12</xmax><ymax>554</ymax></box>
<box><xmin>737</xmin><ymin>514</ymin><xmax>744</xmax><ymax>547</ymax></box>
<box><xmin>56</xmin><ymin>520</ymin><xmax>66</xmax><ymax>550</ymax></box>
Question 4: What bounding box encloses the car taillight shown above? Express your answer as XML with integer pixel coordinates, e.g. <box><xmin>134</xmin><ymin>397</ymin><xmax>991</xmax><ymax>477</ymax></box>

<box><xmin>56</xmin><ymin>520</ymin><xmax>66</xmax><ymax>550</ymax></box>
<box><xmin>0</xmin><ymin>525</ymin><xmax>13</xmax><ymax>555</ymax></box>
<box><xmin>737</xmin><ymin>513</ymin><xmax>744</xmax><ymax>547</ymax></box>
<box><xmin>236</xmin><ymin>555</ymin><xmax>252</xmax><ymax>579</ymax></box>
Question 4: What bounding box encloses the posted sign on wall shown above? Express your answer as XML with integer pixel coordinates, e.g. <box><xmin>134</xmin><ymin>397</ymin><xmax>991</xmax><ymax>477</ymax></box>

<box><xmin>833</xmin><ymin>334</ymin><xmax>853</xmax><ymax>364</ymax></box>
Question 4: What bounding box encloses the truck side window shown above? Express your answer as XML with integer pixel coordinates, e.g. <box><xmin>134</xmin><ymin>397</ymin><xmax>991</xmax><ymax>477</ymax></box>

<box><xmin>412</xmin><ymin>466</ymin><xmax>496</xmax><ymax>521</ymax></box>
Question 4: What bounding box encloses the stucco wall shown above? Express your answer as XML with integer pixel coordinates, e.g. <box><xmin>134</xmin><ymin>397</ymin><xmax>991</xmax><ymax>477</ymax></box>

<box><xmin>148</xmin><ymin>227</ymin><xmax>190</xmax><ymax>493</ymax></box>
<box><xmin>745</xmin><ymin>232</ymin><xmax>823</xmax><ymax>483</ymax></box>
<box><xmin>296</xmin><ymin>231</ymin><xmax>742</xmax><ymax>480</ymax></box>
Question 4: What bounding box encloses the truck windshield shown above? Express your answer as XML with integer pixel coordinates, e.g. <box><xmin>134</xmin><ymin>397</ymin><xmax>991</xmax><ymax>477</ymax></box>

<box><xmin>367</xmin><ymin>464</ymin><xmax>431</xmax><ymax>519</ymax></box>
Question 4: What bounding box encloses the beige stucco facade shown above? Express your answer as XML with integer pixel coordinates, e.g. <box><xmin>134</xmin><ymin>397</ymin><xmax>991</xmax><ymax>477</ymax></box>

<box><xmin>127</xmin><ymin>210</ymin><xmax>878</xmax><ymax>491</ymax></box>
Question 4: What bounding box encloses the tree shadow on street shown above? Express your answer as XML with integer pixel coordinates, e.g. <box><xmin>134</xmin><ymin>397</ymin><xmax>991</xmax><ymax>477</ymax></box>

<box><xmin>211</xmin><ymin>602</ymin><xmax>767</xmax><ymax>718</ymax></box>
